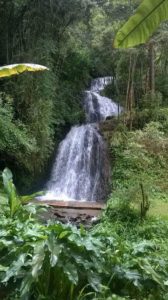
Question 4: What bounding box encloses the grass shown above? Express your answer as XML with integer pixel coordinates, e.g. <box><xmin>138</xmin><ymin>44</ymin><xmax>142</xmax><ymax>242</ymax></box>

<box><xmin>149</xmin><ymin>199</ymin><xmax>168</xmax><ymax>219</ymax></box>
<box><xmin>124</xmin><ymin>192</ymin><xmax>168</xmax><ymax>223</ymax></box>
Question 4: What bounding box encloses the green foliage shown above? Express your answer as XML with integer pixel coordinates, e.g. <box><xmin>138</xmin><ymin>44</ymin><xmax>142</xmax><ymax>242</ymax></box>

<box><xmin>0</xmin><ymin>169</ymin><xmax>168</xmax><ymax>300</ymax></box>
<box><xmin>0</xmin><ymin>92</ymin><xmax>37</xmax><ymax>169</ymax></box>
<box><xmin>141</xmin><ymin>91</ymin><xmax>162</xmax><ymax>110</ymax></box>
<box><xmin>0</xmin><ymin>0</ymin><xmax>96</xmax><ymax>189</ymax></box>
<box><xmin>0</xmin><ymin>174</ymin><xmax>106</xmax><ymax>299</ymax></box>
<box><xmin>1</xmin><ymin>172</ymin><xmax>168</xmax><ymax>300</ymax></box>
<box><xmin>109</xmin><ymin>121</ymin><xmax>168</xmax><ymax>219</ymax></box>
<box><xmin>2</xmin><ymin>168</ymin><xmax>21</xmax><ymax>217</ymax></box>
<box><xmin>0</xmin><ymin>220</ymin><xmax>106</xmax><ymax>299</ymax></box>
<box><xmin>1</xmin><ymin>3</ymin><xmax>168</xmax><ymax>298</ymax></box>
<box><xmin>136</xmin><ymin>92</ymin><xmax>164</xmax><ymax>127</ymax></box>
<box><xmin>112</xmin><ymin>122</ymin><xmax>168</xmax><ymax>184</ymax></box>
<box><xmin>3</xmin><ymin>0</ymin><xmax>168</xmax><ymax>193</ymax></box>
<box><xmin>93</xmin><ymin>205</ymin><xmax>168</xmax><ymax>299</ymax></box>
<box><xmin>114</xmin><ymin>0</ymin><xmax>168</xmax><ymax>48</ymax></box>
<box><xmin>1</xmin><ymin>168</ymin><xmax>43</xmax><ymax>217</ymax></box>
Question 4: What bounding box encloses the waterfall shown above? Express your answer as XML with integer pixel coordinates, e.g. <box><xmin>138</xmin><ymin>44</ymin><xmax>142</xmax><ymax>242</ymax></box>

<box><xmin>41</xmin><ymin>77</ymin><xmax>120</xmax><ymax>202</ymax></box>
<box><xmin>84</xmin><ymin>92</ymin><xmax>120</xmax><ymax>123</ymax></box>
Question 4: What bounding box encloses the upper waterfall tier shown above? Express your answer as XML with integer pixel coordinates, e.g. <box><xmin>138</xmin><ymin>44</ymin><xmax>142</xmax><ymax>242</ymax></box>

<box><xmin>90</xmin><ymin>77</ymin><xmax>112</xmax><ymax>92</ymax></box>
<box><xmin>84</xmin><ymin>91</ymin><xmax>120</xmax><ymax>123</ymax></box>
<box><xmin>84</xmin><ymin>77</ymin><xmax>121</xmax><ymax>123</ymax></box>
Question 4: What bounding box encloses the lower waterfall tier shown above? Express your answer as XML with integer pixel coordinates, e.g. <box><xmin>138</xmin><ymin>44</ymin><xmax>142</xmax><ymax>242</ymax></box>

<box><xmin>44</xmin><ymin>124</ymin><xmax>110</xmax><ymax>201</ymax></box>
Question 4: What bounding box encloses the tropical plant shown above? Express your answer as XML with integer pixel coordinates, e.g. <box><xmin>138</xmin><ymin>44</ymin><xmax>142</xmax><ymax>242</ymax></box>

<box><xmin>0</xmin><ymin>170</ymin><xmax>106</xmax><ymax>299</ymax></box>
<box><xmin>0</xmin><ymin>64</ymin><xmax>48</xmax><ymax>78</ymax></box>
<box><xmin>94</xmin><ymin>217</ymin><xmax>168</xmax><ymax>299</ymax></box>
<box><xmin>1</xmin><ymin>168</ymin><xmax>43</xmax><ymax>217</ymax></box>
<box><xmin>1</xmin><ymin>169</ymin><xmax>168</xmax><ymax>299</ymax></box>
<box><xmin>113</xmin><ymin>0</ymin><xmax>168</xmax><ymax>48</ymax></box>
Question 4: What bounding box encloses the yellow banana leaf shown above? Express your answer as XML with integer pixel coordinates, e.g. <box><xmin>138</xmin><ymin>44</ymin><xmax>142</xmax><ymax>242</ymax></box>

<box><xmin>0</xmin><ymin>63</ymin><xmax>49</xmax><ymax>78</ymax></box>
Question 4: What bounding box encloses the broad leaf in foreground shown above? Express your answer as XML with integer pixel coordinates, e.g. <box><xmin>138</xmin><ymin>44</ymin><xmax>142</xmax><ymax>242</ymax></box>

<box><xmin>0</xmin><ymin>63</ymin><xmax>49</xmax><ymax>78</ymax></box>
<box><xmin>2</xmin><ymin>168</ymin><xmax>20</xmax><ymax>217</ymax></box>
<box><xmin>113</xmin><ymin>0</ymin><xmax>168</xmax><ymax>48</ymax></box>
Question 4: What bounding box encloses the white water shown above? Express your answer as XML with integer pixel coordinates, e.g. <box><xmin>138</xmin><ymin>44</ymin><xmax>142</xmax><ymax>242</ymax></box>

<box><xmin>84</xmin><ymin>91</ymin><xmax>120</xmax><ymax>123</ymax></box>
<box><xmin>40</xmin><ymin>77</ymin><xmax>120</xmax><ymax>201</ymax></box>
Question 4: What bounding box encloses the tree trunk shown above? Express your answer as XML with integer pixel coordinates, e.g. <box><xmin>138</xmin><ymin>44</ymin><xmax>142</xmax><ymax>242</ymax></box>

<box><xmin>148</xmin><ymin>42</ymin><xmax>155</xmax><ymax>93</ymax></box>
<box><xmin>126</xmin><ymin>53</ymin><xmax>137</xmax><ymax>129</ymax></box>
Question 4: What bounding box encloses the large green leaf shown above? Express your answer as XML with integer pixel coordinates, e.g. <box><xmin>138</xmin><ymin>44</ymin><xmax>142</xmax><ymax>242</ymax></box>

<box><xmin>21</xmin><ymin>191</ymin><xmax>44</xmax><ymax>203</ymax></box>
<box><xmin>113</xmin><ymin>0</ymin><xmax>168</xmax><ymax>48</ymax></box>
<box><xmin>2</xmin><ymin>168</ymin><xmax>21</xmax><ymax>217</ymax></box>
<box><xmin>0</xmin><ymin>63</ymin><xmax>49</xmax><ymax>78</ymax></box>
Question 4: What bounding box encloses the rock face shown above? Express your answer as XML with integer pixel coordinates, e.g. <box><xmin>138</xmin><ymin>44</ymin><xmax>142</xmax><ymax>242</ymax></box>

<box><xmin>40</xmin><ymin>77</ymin><xmax>120</xmax><ymax>202</ymax></box>
<box><xmin>99</xmin><ymin>118</ymin><xmax>120</xmax><ymax>144</ymax></box>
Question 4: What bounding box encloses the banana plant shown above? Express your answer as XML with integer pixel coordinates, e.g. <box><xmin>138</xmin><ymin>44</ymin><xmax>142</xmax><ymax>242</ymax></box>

<box><xmin>113</xmin><ymin>0</ymin><xmax>168</xmax><ymax>48</ymax></box>
<box><xmin>0</xmin><ymin>63</ymin><xmax>49</xmax><ymax>78</ymax></box>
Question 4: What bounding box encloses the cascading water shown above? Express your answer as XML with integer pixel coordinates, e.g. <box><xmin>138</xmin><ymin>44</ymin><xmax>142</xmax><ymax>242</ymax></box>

<box><xmin>41</xmin><ymin>77</ymin><xmax>120</xmax><ymax>202</ymax></box>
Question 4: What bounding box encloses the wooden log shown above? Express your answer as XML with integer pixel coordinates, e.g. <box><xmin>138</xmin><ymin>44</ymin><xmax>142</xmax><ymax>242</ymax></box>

<box><xmin>34</xmin><ymin>200</ymin><xmax>105</xmax><ymax>210</ymax></box>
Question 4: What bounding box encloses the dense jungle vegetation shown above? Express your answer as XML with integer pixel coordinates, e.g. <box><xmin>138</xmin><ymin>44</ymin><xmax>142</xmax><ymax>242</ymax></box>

<box><xmin>0</xmin><ymin>0</ymin><xmax>141</xmax><ymax>190</ymax></box>
<box><xmin>0</xmin><ymin>0</ymin><xmax>168</xmax><ymax>299</ymax></box>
